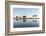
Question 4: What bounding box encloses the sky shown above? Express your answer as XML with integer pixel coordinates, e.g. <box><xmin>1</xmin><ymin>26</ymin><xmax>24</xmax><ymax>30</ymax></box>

<box><xmin>13</xmin><ymin>8</ymin><xmax>39</xmax><ymax>17</ymax></box>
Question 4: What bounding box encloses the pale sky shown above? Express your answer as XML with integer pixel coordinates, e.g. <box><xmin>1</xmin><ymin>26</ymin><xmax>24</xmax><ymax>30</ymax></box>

<box><xmin>13</xmin><ymin>8</ymin><xmax>39</xmax><ymax>17</ymax></box>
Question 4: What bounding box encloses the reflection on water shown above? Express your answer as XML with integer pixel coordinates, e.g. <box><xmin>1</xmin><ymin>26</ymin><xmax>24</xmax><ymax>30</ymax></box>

<box><xmin>13</xmin><ymin>19</ymin><xmax>39</xmax><ymax>28</ymax></box>
<box><xmin>23</xmin><ymin>19</ymin><xmax>26</xmax><ymax>22</ymax></box>
<box><xmin>16</xmin><ymin>19</ymin><xmax>26</xmax><ymax>22</ymax></box>
<box><xmin>16</xmin><ymin>19</ymin><xmax>18</xmax><ymax>21</ymax></box>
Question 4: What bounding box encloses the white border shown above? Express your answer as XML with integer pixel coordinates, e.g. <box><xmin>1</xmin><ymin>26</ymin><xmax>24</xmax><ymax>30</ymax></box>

<box><xmin>10</xmin><ymin>5</ymin><xmax>42</xmax><ymax>32</ymax></box>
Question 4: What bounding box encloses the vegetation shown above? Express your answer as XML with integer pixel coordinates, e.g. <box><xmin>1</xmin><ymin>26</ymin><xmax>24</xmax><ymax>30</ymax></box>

<box><xmin>19</xmin><ymin>16</ymin><xmax>21</xmax><ymax>19</ymax></box>
<box><xmin>16</xmin><ymin>16</ymin><xmax>18</xmax><ymax>18</ymax></box>
<box><xmin>32</xmin><ymin>15</ymin><xmax>37</xmax><ymax>17</ymax></box>
<box><xmin>14</xmin><ymin>15</ymin><xmax>39</xmax><ymax>19</ymax></box>
<box><xmin>23</xmin><ymin>16</ymin><xmax>26</xmax><ymax>19</ymax></box>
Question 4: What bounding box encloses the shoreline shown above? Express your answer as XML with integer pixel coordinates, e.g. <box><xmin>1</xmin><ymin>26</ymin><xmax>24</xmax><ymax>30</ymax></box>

<box><xmin>13</xmin><ymin>18</ymin><xmax>39</xmax><ymax>19</ymax></box>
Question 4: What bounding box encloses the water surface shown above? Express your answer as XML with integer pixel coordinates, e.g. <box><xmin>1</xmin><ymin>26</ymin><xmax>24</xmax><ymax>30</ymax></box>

<box><xmin>13</xmin><ymin>19</ymin><xmax>39</xmax><ymax>28</ymax></box>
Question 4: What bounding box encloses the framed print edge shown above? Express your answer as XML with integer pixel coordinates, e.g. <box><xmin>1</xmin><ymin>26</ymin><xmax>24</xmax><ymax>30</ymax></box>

<box><xmin>5</xmin><ymin>1</ymin><xmax>45</xmax><ymax>36</ymax></box>
<box><xmin>5</xmin><ymin>1</ymin><xmax>8</xmax><ymax>36</ymax></box>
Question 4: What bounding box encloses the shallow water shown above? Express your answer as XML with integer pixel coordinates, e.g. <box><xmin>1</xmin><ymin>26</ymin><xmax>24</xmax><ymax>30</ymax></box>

<box><xmin>13</xmin><ymin>19</ymin><xmax>39</xmax><ymax>28</ymax></box>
